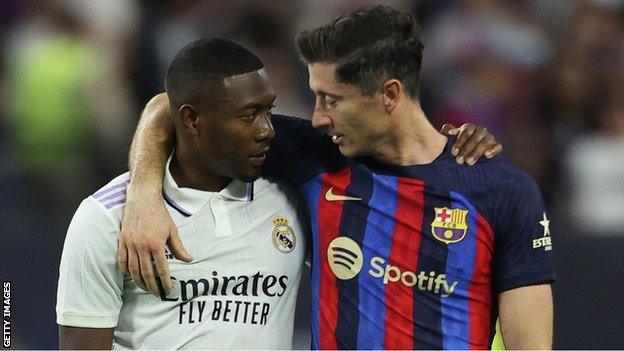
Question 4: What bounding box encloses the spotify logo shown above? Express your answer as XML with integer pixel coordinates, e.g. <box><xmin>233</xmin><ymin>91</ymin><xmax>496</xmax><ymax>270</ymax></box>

<box><xmin>327</xmin><ymin>236</ymin><xmax>363</xmax><ymax>280</ymax></box>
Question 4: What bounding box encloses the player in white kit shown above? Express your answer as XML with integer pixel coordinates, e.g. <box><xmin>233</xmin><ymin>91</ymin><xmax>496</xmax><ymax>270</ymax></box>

<box><xmin>56</xmin><ymin>38</ymin><xmax>305</xmax><ymax>349</ymax></box>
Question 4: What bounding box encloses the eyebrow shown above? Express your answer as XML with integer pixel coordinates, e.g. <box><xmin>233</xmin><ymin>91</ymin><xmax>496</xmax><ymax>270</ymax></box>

<box><xmin>239</xmin><ymin>94</ymin><xmax>277</xmax><ymax>111</ymax></box>
<box><xmin>315</xmin><ymin>90</ymin><xmax>343</xmax><ymax>100</ymax></box>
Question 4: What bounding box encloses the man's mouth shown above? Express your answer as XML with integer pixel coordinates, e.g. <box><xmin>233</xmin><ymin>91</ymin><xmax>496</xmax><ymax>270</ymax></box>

<box><xmin>331</xmin><ymin>134</ymin><xmax>344</xmax><ymax>144</ymax></box>
<box><xmin>249</xmin><ymin>149</ymin><xmax>268</xmax><ymax>167</ymax></box>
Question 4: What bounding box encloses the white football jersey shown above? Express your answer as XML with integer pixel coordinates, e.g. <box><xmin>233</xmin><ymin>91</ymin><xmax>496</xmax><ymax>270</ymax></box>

<box><xmin>56</xmin><ymin>157</ymin><xmax>305</xmax><ymax>349</ymax></box>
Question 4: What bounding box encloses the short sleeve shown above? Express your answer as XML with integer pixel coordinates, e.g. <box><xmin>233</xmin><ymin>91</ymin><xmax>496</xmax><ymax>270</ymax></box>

<box><xmin>56</xmin><ymin>198</ymin><xmax>124</xmax><ymax>328</ymax></box>
<box><xmin>493</xmin><ymin>173</ymin><xmax>555</xmax><ymax>293</ymax></box>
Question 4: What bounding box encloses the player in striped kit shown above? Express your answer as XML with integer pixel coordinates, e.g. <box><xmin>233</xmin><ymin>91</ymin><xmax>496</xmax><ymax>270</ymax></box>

<box><xmin>263</xmin><ymin>113</ymin><xmax>553</xmax><ymax>348</ymax></box>
<box><xmin>285</xmin><ymin>7</ymin><xmax>554</xmax><ymax>347</ymax></box>
<box><xmin>118</xmin><ymin>7</ymin><xmax>552</xmax><ymax>350</ymax></box>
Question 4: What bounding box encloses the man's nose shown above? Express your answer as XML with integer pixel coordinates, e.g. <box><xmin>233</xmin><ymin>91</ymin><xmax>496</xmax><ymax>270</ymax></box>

<box><xmin>255</xmin><ymin>113</ymin><xmax>275</xmax><ymax>141</ymax></box>
<box><xmin>311</xmin><ymin>98</ymin><xmax>331</xmax><ymax>129</ymax></box>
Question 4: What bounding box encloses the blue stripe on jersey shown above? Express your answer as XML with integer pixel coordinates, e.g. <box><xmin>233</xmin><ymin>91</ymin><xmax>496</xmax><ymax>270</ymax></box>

<box><xmin>440</xmin><ymin>192</ymin><xmax>478</xmax><ymax>348</ymax></box>
<box><xmin>357</xmin><ymin>174</ymin><xmax>398</xmax><ymax>348</ymax></box>
<box><xmin>336</xmin><ymin>166</ymin><xmax>374</xmax><ymax>349</ymax></box>
<box><xmin>301</xmin><ymin>175</ymin><xmax>323</xmax><ymax>350</ymax></box>
<box><xmin>414</xmin><ymin>187</ymin><xmax>449</xmax><ymax>349</ymax></box>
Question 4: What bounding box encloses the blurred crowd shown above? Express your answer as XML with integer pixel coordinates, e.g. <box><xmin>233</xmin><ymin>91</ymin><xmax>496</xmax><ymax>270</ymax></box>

<box><xmin>0</xmin><ymin>0</ymin><xmax>622</xmax><ymax>348</ymax></box>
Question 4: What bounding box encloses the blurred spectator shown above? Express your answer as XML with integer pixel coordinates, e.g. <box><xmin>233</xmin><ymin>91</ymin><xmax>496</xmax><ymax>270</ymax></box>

<box><xmin>0</xmin><ymin>0</ymin><xmax>24</xmax><ymax>178</ymax></box>
<box><xmin>422</xmin><ymin>0</ymin><xmax>554</xmax><ymax>187</ymax></box>
<box><xmin>1</xmin><ymin>1</ymin><xmax>137</xmax><ymax>347</ymax></box>
<box><xmin>565</xmin><ymin>92</ymin><xmax>624</xmax><ymax>235</ymax></box>
<box><xmin>5</xmin><ymin>2</ymin><xmax>99</xmax><ymax>210</ymax></box>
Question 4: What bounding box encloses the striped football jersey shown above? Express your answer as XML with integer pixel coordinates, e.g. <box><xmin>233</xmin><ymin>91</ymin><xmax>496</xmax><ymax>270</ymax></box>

<box><xmin>263</xmin><ymin>115</ymin><xmax>555</xmax><ymax>349</ymax></box>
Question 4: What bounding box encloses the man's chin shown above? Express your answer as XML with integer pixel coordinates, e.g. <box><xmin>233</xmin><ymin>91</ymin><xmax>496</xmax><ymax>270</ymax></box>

<box><xmin>338</xmin><ymin>144</ymin><xmax>359</xmax><ymax>158</ymax></box>
<box><xmin>238</xmin><ymin>171</ymin><xmax>261</xmax><ymax>183</ymax></box>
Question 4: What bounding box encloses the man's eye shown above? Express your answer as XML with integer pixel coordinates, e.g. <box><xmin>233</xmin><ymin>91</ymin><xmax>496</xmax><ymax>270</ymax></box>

<box><xmin>241</xmin><ymin>114</ymin><xmax>255</xmax><ymax>122</ymax></box>
<box><xmin>242</xmin><ymin>105</ymin><xmax>274</xmax><ymax>122</ymax></box>
<box><xmin>326</xmin><ymin>99</ymin><xmax>338</xmax><ymax>108</ymax></box>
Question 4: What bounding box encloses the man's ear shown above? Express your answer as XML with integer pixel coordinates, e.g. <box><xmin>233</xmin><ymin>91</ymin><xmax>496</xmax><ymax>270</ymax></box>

<box><xmin>179</xmin><ymin>104</ymin><xmax>199</xmax><ymax>134</ymax></box>
<box><xmin>381</xmin><ymin>79</ymin><xmax>402</xmax><ymax>113</ymax></box>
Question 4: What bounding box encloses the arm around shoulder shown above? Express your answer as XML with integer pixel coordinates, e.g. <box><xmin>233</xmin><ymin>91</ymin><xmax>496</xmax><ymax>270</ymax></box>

<box><xmin>119</xmin><ymin>93</ymin><xmax>192</xmax><ymax>296</ymax></box>
<box><xmin>128</xmin><ymin>92</ymin><xmax>175</xmax><ymax>184</ymax></box>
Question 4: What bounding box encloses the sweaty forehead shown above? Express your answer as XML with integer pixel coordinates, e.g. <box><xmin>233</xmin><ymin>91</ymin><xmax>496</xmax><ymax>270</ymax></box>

<box><xmin>308</xmin><ymin>63</ymin><xmax>336</xmax><ymax>89</ymax></box>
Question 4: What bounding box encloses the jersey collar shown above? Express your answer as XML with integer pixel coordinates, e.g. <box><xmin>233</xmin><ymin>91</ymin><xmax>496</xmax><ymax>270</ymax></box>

<box><xmin>162</xmin><ymin>154</ymin><xmax>254</xmax><ymax>216</ymax></box>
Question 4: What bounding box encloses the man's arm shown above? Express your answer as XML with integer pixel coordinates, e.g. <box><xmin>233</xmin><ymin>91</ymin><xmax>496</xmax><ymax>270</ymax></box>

<box><xmin>59</xmin><ymin>327</ymin><xmax>114</xmax><ymax>350</ymax></box>
<box><xmin>498</xmin><ymin>284</ymin><xmax>553</xmax><ymax>349</ymax></box>
<box><xmin>118</xmin><ymin>93</ymin><xmax>192</xmax><ymax>295</ymax></box>
<box><xmin>492</xmin><ymin>172</ymin><xmax>555</xmax><ymax>349</ymax></box>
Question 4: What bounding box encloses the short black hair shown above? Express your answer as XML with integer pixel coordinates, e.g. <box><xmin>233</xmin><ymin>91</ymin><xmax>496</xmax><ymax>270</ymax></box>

<box><xmin>296</xmin><ymin>6</ymin><xmax>424</xmax><ymax>99</ymax></box>
<box><xmin>165</xmin><ymin>38</ymin><xmax>264</xmax><ymax>111</ymax></box>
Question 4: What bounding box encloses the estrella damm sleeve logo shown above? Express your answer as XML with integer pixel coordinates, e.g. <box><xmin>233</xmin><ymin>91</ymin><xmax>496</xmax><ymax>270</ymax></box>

<box><xmin>533</xmin><ymin>212</ymin><xmax>552</xmax><ymax>251</ymax></box>
<box><xmin>272</xmin><ymin>217</ymin><xmax>296</xmax><ymax>253</ymax></box>
<box><xmin>431</xmin><ymin>207</ymin><xmax>469</xmax><ymax>244</ymax></box>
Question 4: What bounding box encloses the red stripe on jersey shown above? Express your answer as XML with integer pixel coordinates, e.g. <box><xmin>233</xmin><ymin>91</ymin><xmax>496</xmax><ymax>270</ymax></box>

<box><xmin>384</xmin><ymin>178</ymin><xmax>425</xmax><ymax>349</ymax></box>
<box><xmin>469</xmin><ymin>213</ymin><xmax>495</xmax><ymax>349</ymax></box>
<box><xmin>318</xmin><ymin>168</ymin><xmax>351</xmax><ymax>350</ymax></box>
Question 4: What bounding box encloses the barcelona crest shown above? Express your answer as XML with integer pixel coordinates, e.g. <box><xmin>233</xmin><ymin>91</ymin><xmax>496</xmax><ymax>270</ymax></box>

<box><xmin>431</xmin><ymin>207</ymin><xmax>469</xmax><ymax>244</ymax></box>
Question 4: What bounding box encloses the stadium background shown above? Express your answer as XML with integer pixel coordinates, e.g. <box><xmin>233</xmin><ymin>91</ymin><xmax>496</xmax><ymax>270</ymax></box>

<box><xmin>0</xmin><ymin>0</ymin><xmax>622</xmax><ymax>348</ymax></box>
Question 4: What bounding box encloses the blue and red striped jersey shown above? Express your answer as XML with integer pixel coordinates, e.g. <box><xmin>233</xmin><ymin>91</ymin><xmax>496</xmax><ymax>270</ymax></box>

<box><xmin>264</xmin><ymin>115</ymin><xmax>555</xmax><ymax>349</ymax></box>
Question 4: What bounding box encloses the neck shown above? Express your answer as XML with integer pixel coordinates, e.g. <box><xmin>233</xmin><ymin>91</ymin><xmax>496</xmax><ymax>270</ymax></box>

<box><xmin>371</xmin><ymin>102</ymin><xmax>447</xmax><ymax>166</ymax></box>
<box><xmin>171</xmin><ymin>144</ymin><xmax>231</xmax><ymax>192</ymax></box>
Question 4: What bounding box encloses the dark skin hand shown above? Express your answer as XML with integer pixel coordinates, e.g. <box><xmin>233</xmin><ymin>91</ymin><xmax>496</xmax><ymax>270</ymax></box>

<box><xmin>440</xmin><ymin>123</ymin><xmax>502</xmax><ymax>165</ymax></box>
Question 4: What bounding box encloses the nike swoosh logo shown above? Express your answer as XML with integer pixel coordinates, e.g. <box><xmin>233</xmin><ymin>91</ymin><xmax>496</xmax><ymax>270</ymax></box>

<box><xmin>325</xmin><ymin>187</ymin><xmax>362</xmax><ymax>202</ymax></box>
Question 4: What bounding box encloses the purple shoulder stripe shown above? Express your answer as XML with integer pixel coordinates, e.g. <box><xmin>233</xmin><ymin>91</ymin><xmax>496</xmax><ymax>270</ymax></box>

<box><xmin>93</xmin><ymin>179</ymin><xmax>130</xmax><ymax>199</ymax></box>
<box><xmin>92</xmin><ymin>176</ymin><xmax>130</xmax><ymax>209</ymax></box>
<box><xmin>99</xmin><ymin>189</ymin><xmax>127</xmax><ymax>203</ymax></box>
<box><xmin>105</xmin><ymin>197</ymin><xmax>127</xmax><ymax>209</ymax></box>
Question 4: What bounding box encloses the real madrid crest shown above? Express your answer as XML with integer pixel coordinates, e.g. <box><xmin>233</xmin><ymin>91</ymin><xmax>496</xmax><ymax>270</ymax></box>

<box><xmin>431</xmin><ymin>207</ymin><xmax>469</xmax><ymax>244</ymax></box>
<box><xmin>272</xmin><ymin>217</ymin><xmax>296</xmax><ymax>253</ymax></box>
